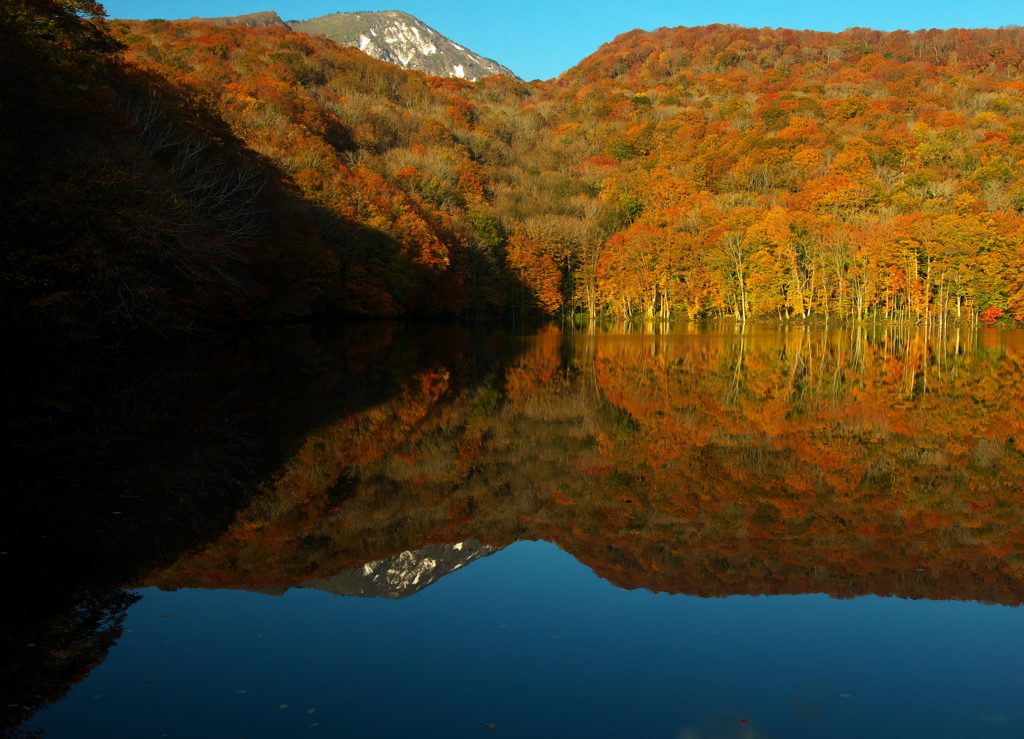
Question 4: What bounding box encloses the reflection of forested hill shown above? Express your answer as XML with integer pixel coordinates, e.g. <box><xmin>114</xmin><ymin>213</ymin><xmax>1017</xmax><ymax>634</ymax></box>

<box><xmin>147</xmin><ymin>326</ymin><xmax>1024</xmax><ymax>606</ymax></box>
<box><xmin>0</xmin><ymin>322</ymin><xmax>493</xmax><ymax>735</ymax></box>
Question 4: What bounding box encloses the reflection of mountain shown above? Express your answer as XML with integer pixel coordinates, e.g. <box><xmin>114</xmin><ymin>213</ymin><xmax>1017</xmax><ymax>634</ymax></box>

<box><xmin>1</xmin><ymin>323</ymin><xmax>492</xmax><ymax>736</ymax></box>
<box><xmin>146</xmin><ymin>327</ymin><xmax>1024</xmax><ymax>606</ymax></box>
<box><xmin>299</xmin><ymin>540</ymin><xmax>501</xmax><ymax>599</ymax></box>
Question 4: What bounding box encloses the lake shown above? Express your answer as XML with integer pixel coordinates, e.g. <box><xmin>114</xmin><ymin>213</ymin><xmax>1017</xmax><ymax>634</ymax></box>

<box><xmin>4</xmin><ymin>323</ymin><xmax>1024</xmax><ymax>738</ymax></box>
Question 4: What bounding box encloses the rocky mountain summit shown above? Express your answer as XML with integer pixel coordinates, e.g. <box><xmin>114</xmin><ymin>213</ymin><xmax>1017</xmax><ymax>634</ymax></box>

<box><xmin>166</xmin><ymin>9</ymin><xmax>517</xmax><ymax>80</ymax></box>
<box><xmin>288</xmin><ymin>11</ymin><xmax>517</xmax><ymax>80</ymax></box>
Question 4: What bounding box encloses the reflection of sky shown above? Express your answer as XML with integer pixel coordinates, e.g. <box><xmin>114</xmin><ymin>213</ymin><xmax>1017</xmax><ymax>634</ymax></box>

<box><xmin>34</xmin><ymin>541</ymin><xmax>1023</xmax><ymax>738</ymax></box>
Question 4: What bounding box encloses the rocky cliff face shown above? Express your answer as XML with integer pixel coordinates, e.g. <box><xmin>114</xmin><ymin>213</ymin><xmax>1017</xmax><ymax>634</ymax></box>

<box><xmin>287</xmin><ymin>11</ymin><xmax>518</xmax><ymax>80</ymax></box>
<box><xmin>299</xmin><ymin>540</ymin><xmax>502</xmax><ymax>599</ymax></box>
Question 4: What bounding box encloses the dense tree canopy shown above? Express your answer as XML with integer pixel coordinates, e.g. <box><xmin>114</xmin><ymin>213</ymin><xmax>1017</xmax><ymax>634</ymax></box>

<box><xmin>6</xmin><ymin>4</ymin><xmax>1024</xmax><ymax>337</ymax></box>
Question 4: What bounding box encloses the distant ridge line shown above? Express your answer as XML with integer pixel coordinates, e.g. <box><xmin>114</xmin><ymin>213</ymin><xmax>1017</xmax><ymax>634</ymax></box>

<box><xmin>181</xmin><ymin>10</ymin><xmax>287</xmax><ymax>28</ymax></box>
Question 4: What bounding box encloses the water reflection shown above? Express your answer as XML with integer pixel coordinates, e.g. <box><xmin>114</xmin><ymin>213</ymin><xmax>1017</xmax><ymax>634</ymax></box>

<box><xmin>149</xmin><ymin>324</ymin><xmax>1024</xmax><ymax>605</ymax></box>
<box><xmin>6</xmin><ymin>323</ymin><xmax>1024</xmax><ymax>737</ymax></box>
<box><xmin>0</xmin><ymin>322</ymin><xmax>504</xmax><ymax>734</ymax></box>
<box><xmin>296</xmin><ymin>540</ymin><xmax>502</xmax><ymax>599</ymax></box>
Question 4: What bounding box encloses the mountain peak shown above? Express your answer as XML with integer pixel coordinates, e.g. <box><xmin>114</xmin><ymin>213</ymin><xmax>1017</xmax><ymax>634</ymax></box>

<box><xmin>288</xmin><ymin>10</ymin><xmax>518</xmax><ymax>81</ymax></box>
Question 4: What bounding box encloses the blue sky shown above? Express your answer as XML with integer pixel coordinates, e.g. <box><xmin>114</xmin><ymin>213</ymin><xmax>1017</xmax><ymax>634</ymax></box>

<box><xmin>101</xmin><ymin>0</ymin><xmax>1024</xmax><ymax>81</ymax></box>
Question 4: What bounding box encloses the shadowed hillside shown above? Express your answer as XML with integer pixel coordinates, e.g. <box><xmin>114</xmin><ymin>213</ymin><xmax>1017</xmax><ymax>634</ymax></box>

<box><xmin>6</xmin><ymin>4</ymin><xmax>1024</xmax><ymax>332</ymax></box>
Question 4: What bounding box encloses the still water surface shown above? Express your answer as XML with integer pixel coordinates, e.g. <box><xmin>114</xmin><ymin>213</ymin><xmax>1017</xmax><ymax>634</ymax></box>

<box><xmin>8</xmin><ymin>324</ymin><xmax>1024</xmax><ymax>737</ymax></box>
<box><xmin>36</xmin><ymin>543</ymin><xmax>1024</xmax><ymax>738</ymax></box>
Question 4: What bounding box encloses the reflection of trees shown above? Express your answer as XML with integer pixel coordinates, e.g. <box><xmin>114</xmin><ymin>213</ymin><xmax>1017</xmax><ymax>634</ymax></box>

<box><xmin>1</xmin><ymin>321</ymin><xmax>469</xmax><ymax>735</ymax></box>
<box><xmin>149</xmin><ymin>325</ymin><xmax>1024</xmax><ymax>606</ymax></box>
<box><xmin>1</xmin><ymin>591</ymin><xmax>139</xmax><ymax>738</ymax></box>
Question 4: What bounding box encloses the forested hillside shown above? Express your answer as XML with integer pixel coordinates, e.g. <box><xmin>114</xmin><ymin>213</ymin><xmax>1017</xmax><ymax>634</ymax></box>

<box><xmin>2</xmin><ymin>1</ymin><xmax>508</xmax><ymax>338</ymax></box>
<box><xmin>549</xmin><ymin>25</ymin><xmax>1024</xmax><ymax>322</ymax></box>
<box><xmin>5</xmin><ymin>1</ymin><xmax>1024</xmax><ymax>339</ymax></box>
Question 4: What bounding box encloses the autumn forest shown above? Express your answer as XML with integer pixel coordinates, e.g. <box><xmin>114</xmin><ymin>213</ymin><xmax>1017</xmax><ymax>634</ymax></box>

<box><xmin>9</xmin><ymin>4</ymin><xmax>1024</xmax><ymax>734</ymax></box>
<box><xmin>7</xmin><ymin>0</ymin><xmax>1024</xmax><ymax>338</ymax></box>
